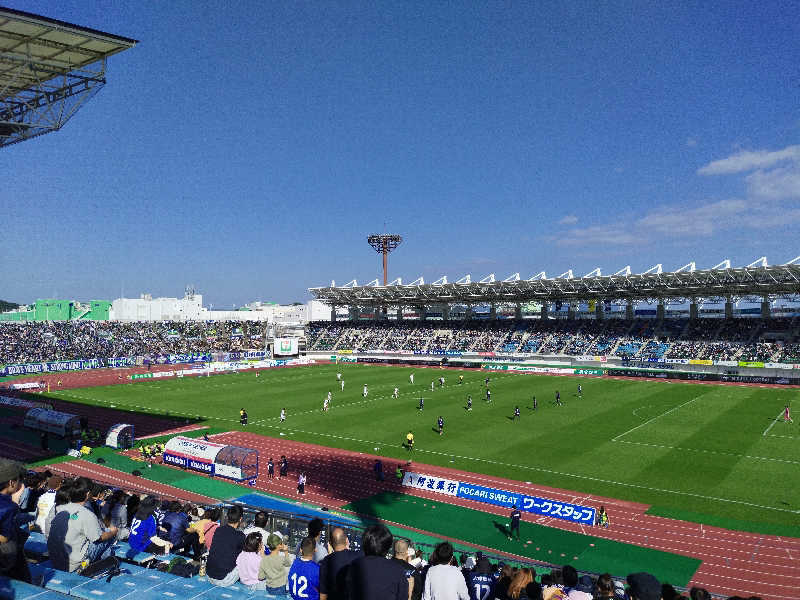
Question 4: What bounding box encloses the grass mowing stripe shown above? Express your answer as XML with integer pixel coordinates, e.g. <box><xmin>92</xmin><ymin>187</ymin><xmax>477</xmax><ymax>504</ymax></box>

<box><xmin>645</xmin><ymin>505</ymin><xmax>800</xmax><ymax>538</ymax></box>
<box><xmin>344</xmin><ymin>491</ymin><xmax>701</xmax><ymax>586</ymax></box>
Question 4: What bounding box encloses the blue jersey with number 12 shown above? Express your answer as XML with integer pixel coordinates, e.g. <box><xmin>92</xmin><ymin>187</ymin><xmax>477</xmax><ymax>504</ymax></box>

<box><xmin>468</xmin><ymin>573</ymin><xmax>495</xmax><ymax>600</ymax></box>
<box><xmin>288</xmin><ymin>558</ymin><xmax>320</xmax><ymax>600</ymax></box>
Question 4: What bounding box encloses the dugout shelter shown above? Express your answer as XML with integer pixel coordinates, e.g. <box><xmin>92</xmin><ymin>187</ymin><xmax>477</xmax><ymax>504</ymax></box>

<box><xmin>163</xmin><ymin>435</ymin><xmax>258</xmax><ymax>482</ymax></box>
<box><xmin>23</xmin><ymin>407</ymin><xmax>81</xmax><ymax>438</ymax></box>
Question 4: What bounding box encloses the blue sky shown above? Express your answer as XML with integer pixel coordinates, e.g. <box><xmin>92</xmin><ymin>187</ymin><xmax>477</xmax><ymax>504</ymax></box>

<box><xmin>3</xmin><ymin>1</ymin><xmax>799</xmax><ymax>307</ymax></box>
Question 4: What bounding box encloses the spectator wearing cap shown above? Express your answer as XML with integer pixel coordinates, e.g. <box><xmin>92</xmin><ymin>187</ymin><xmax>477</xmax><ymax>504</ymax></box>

<box><xmin>422</xmin><ymin>541</ymin><xmax>469</xmax><ymax>600</ymax></box>
<box><xmin>259</xmin><ymin>532</ymin><xmax>293</xmax><ymax>595</ymax></box>
<box><xmin>346</xmin><ymin>524</ymin><xmax>409</xmax><ymax>600</ymax></box>
<box><xmin>0</xmin><ymin>459</ymin><xmax>31</xmax><ymax>583</ymax></box>
<box><xmin>319</xmin><ymin>526</ymin><xmax>362</xmax><ymax>600</ymax></box>
<box><xmin>627</xmin><ymin>572</ymin><xmax>661</xmax><ymax>600</ymax></box>
<box><xmin>206</xmin><ymin>505</ymin><xmax>245</xmax><ymax>586</ymax></box>
<box><xmin>47</xmin><ymin>477</ymin><xmax>118</xmax><ymax>572</ymax></box>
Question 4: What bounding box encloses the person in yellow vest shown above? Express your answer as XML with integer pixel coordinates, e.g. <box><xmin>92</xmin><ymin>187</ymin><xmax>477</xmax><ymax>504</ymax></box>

<box><xmin>405</xmin><ymin>431</ymin><xmax>414</xmax><ymax>451</ymax></box>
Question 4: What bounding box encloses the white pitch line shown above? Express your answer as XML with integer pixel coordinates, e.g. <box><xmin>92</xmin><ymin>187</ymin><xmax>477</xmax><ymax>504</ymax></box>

<box><xmin>611</xmin><ymin>396</ymin><xmax>701</xmax><ymax>442</ymax></box>
<box><xmin>762</xmin><ymin>409</ymin><xmax>785</xmax><ymax>436</ymax></box>
<box><xmin>614</xmin><ymin>440</ymin><xmax>800</xmax><ymax>466</ymax></box>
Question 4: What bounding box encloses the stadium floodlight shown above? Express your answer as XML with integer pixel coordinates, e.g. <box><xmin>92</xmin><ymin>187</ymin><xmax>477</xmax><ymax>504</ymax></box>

<box><xmin>0</xmin><ymin>7</ymin><xmax>137</xmax><ymax>148</ymax></box>
<box><xmin>367</xmin><ymin>234</ymin><xmax>403</xmax><ymax>286</ymax></box>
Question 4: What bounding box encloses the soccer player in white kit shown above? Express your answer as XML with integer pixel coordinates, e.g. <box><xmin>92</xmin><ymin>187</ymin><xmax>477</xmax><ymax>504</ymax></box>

<box><xmin>363</xmin><ymin>384</ymin><xmax>368</xmax><ymax>398</ymax></box>
<box><xmin>431</xmin><ymin>381</ymin><xmax>435</xmax><ymax>391</ymax></box>
<box><xmin>393</xmin><ymin>387</ymin><xmax>399</xmax><ymax>399</ymax></box>
<box><xmin>410</xmin><ymin>373</ymin><xmax>414</xmax><ymax>384</ymax></box>
<box><xmin>280</xmin><ymin>408</ymin><xmax>286</xmax><ymax>422</ymax></box>
<box><xmin>336</xmin><ymin>372</ymin><xmax>342</xmax><ymax>381</ymax></box>
<box><xmin>340</xmin><ymin>379</ymin><xmax>345</xmax><ymax>391</ymax></box>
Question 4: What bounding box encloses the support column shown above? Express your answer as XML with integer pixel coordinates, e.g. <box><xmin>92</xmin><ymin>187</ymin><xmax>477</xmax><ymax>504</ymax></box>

<box><xmin>419</xmin><ymin>307</ymin><xmax>427</xmax><ymax>321</ymax></box>
<box><xmin>330</xmin><ymin>305</ymin><xmax>337</xmax><ymax>322</ymax></box>
<box><xmin>540</xmin><ymin>302</ymin><xmax>549</xmax><ymax>320</ymax></box>
<box><xmin>396</xmin><ymin>305</ymin><xmax>403</xmax><ymax>321</ymax></box>
<box><xmin>725</xmin><ymin>298</ymin><xmax>734</xmax><ymax>319</ymax></box>
<box><xmin>568</xmin><ymin>303</ymin><xmax>576</xmax><ymax>320</ymax></box>
<box><xmin>689</xmin><ymin>300</ymin><xmax>698</xmax><ymax>321</ymax></box>
<box><xmin>515</xmin><ymin>303</ymin><xmax>522</xmax><ymax>320</ymax></box>
<box><xmin>761</xmin><ymin>296</ymin><xmax>770</xmax><ymax>320</ymax></box>
<box><xmin>656</xmin><ymin>301</ymin><xmax>665</xmax><ymax>322</ymax></box>
<box><xmin>596</xmin><ymin>301</ymin><xmax>605</xmax><ymax>321</ymax></box>
<box><xmin>490</xmin><ymin>304</ymin><xmax>497</xmax><ymax>320</ymax></box>
<box><xmin>442</xmin><ymin>304</ymin><xmax>451</xmax><ymax>320</ymax></box>
<box><xmin>626</xmin><ymin>301</ymin><xmax>634</xmax><ymax>321</ymax></box>
<box><xmin>349</xmin><ymin>306</ymin><xmax>358</xmax><ymax>321</ymax></box>
<box><xmin>465</xmin><ymin>305</ymin><xmax>474</xmax><ymax>320</ymax></box>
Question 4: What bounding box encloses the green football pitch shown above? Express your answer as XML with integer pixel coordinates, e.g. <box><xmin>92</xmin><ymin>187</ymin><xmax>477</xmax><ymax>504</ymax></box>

<box><xmin>48</xmin><ymin>363</ymin><xmax>800</xmax><ymax>534</ymax></box>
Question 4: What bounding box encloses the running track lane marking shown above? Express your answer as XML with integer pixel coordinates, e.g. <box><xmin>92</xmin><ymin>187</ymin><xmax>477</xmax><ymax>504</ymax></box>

<box><xmin>250</xmin><ymin>424</ymin><xmax>800</xmax><ymax>514</ymax></box>
<box><xmin>762</xmin><ymin>408</ymin><xmax>785</xmax><ymax>436</ymax></box>
<box><xmin>611</xmin><ymin>396</ymin><xmax>701</xmax><ymax>442</ymax></box>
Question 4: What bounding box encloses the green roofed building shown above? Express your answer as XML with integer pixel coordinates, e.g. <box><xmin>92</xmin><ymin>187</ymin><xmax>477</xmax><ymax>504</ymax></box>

<box><xmin>0</xmin><ymin>299</ymin><xmax>111</xmax><ymax>321</ymax></box>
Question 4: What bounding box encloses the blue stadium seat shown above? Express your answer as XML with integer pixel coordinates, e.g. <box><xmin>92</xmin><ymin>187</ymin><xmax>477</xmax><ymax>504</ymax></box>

<box><xmin>112</xmin><ymin>541</ymin><xmax>155</xmax><ymax>564</ymax></box>
<box><xmin>24</xmin><ymin>531</ymin><xmax>49</xmax><ymax>559</ymax></box>
<box><xmin>70</xmin><ymin>575</ymin><xmax>155</xmax><ymax>600</ymax></box>
<box><xmin>193</xmin><ymin>585</ymin><xmax>258</xmax><ymax>600</ymax></box>
<box><xmin>36</xmin><ymin>569</ymin><xmax>91</xmax><ymax>595</ymax></box>
<box><xmin>159</xmin><ymin>577</ymin><xmax>216</xmax><ymax>597</ymax></box>
<box><xmin>0</xmin><ymin>575</ymin><xmax>62</xmax><ymax>599</ymax></box>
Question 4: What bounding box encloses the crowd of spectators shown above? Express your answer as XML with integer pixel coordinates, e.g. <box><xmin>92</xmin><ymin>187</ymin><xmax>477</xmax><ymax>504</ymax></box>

<box><xmin>307</xmin><ymin>317</ymin><xmax>800</xmax><ymax>363</ymax></box>
<box><xmin>0</xmin><ymin>457</ymin><xmax>767</xmax><ymax>599</ymax></box>
<box><xmin>0</xmin><ymin>320</ymin><xmax>267</xmax><ymax>365</ymax></box>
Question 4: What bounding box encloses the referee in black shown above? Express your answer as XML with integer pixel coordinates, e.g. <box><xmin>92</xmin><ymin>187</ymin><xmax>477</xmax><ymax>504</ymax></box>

<box><xmin>240</xmin><ymin>408</ymin><xmax>248</xmax><ymax>427</ymax></box>
<box><xmin>509</xmin><ymin>505</ymin><xmax>522</xmax><ymax>540</ymax></box>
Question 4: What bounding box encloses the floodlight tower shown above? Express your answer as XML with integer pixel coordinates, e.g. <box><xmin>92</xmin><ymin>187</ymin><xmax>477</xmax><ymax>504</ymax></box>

<box><xmin>367</xmin><ymin>234</ymin><xmax>403</xmax><ymax>285</ymax></box>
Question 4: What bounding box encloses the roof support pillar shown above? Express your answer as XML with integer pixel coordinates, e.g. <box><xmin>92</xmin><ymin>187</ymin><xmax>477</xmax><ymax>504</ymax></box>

<box><xmin>490</xmin><ymin>304</ymin><xmax>497</xmax><ymax>320</ymax></box>
<box><xmin>568</xmin><ymin>303</ymin><xmax>576</xmax><ymax>320</ymax></box>
<box><xmin>465</xmin><ymin>305</ymin><xmax>474</xmax><ymax>320</ymax></box>
<box><xmin>442</xmin><ymin>304</ymin><xmax>451</xmax><ymax>321</ymax></box>
<box><xmin>657</xmin><ymin>300</ymin><xmax>665</xmax><ymax>322</ymax></box>
<box><xmin>626</xmin><ymin>301</ymin><xmax>634</xmax><ymax>321</ymax></box>
<box><xmin>690</xmin><ymin>300</ymin><xmax>698</xmax><ymax>321</ymax></box>
<box><xmin>515</xmin><ymin>303</ymin><xmax>522</xmax><ymax>320</ymax></box>
<box><xmin>725</xmin><ymin>298</ymin><xmax>733</xmax><ymax>320</ymax></box>
<box><xmin>540</xmin><ymin>302</ymin><xmax>549</xmax><ymax>320</ymax></box>
<box><xmin>761</xmin><ymin>296</ymin><xmax>770</xmax><ymax>320</ymax></box>
<box><xmin>396</xmin><ymin>305</ymin><xmax>403</xmax><ymax>321</ymax></box>
<box><xmin>330</xmin><ymin>305</ymin><xmax>337</xmax><ymax>323</ymax></box>
<box><xmin>349</xmin><ymin>306</ymin><xmax>358</xmax><ymax>321</ymax></box>
<box><xmin>596</xmin><ymin>301</ymin><xmax>605</xmax><ymax>321</ymax></box>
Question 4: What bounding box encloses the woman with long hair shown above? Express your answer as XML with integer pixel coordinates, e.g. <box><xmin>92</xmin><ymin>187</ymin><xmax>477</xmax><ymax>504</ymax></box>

<box><xmin>507</xmin><ymin>568</ymin><xmax>534</xmax><ymax>599</ymax></box>
<box><xmin>102</xmin><ymin>490</ymin><xmax>130</xmax><ymax>540</ymax></box>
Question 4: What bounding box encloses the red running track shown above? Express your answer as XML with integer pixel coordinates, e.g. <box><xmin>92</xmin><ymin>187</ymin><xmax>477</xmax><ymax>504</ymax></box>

<box><xmin>207</xmin><ymin>430</ymin><xmax>800</xmax><ymax>600</ymax></box>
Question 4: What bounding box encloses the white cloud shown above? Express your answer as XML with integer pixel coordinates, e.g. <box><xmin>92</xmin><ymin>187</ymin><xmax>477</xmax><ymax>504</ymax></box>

<box><xmin>558</xmin><ymin>215</ymin><xmax>579</xmax><ymax>225</ymax></box>
<box><xmin>697</xmin><ymin>145</ymin><xmax>800</xmax><ymax>175</ymax></box>
<box><xmin>745</xmin><ymin>165</ymin><xmax>800</xmax><ymax>199</ymax></box>
<box><xmin>555</xmin><ymin>198</ymin><xmax>800</xmax><ymax>247</ymax></box>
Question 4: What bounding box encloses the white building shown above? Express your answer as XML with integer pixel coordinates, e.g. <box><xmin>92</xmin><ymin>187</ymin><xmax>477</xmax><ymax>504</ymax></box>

<box><xmin>110</xmin><ymin>292</ymin><xmax>328</xmax><ymax>324</ymax></box>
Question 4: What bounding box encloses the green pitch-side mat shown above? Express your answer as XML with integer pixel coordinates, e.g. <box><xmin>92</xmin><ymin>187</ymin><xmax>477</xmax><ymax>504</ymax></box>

<box><xmin>344</xmin><ymin>491</ymin><xmax>701</xmax><ymax>587</ymax></box>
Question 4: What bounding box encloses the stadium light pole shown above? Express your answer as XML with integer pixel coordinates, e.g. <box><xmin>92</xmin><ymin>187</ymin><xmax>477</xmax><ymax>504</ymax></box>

<box><xmin>367</xmin><ymin>234</ymin><xmax>403</xmax><ymax>286</ymax></box>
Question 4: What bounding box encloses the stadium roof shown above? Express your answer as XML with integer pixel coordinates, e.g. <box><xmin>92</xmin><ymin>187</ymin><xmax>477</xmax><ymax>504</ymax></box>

<box><xmin>0</xmin><ymin>6</ymin><xmax>137</xmax><ymax>147</ymax></box>
<box><xmin>309</xmin><ymin>256</ymin><xmax>800</xmax><ymax>308</ymax></box>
